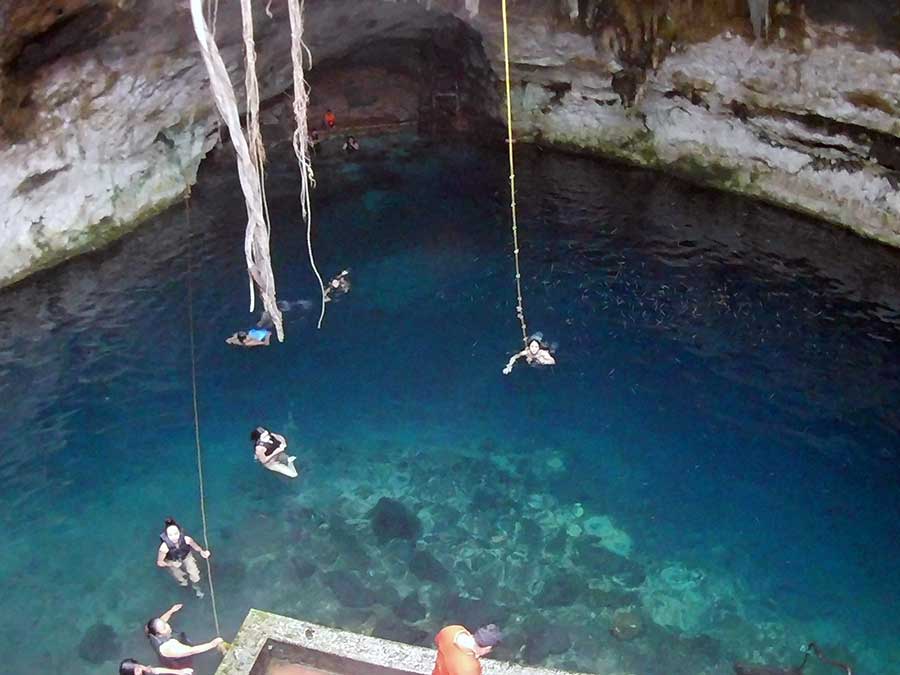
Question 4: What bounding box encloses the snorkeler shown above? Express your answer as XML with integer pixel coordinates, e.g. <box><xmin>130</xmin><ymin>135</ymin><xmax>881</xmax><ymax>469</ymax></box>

<box><xmin>502</xmin><ymin>333</ymin><xmax>557</xmax><ymax>375</ymax></box>
<box><xmin>252</xmin><ymin>426</ymin><xmax>298</xmax><ymax>478</ymax></box>
<box><xmin>433</xmin><ymin>624</ymin><xmax>502</xmax><ymax>675</ymax></box>
<box><xmin>146</xmin><ymin>604</ymin><xmax>224</xmax><ymax>671</ymax></box>
<box><xmin>323</xmin><ymin>270</ymin><xmax>351</xmax><ymax>303</ymax></box>
<box><xmin>119</xmin><ymin>658</ymin><xmax>192</xmax><ymax>675</ymax></box>
<box><xmin>155</xmin><ymin>518</ymin><xmax>211</xmax><ymax>598</ymax></box>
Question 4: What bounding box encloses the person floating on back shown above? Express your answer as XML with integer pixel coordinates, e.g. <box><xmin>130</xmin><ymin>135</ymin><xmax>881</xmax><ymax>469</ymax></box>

<box><xmin>343</xmin><ymin>135</ymin><xmax>359</xmax><ymax>153</ymax></box>
<box><xmin>156</xmin><ymin>518</ymin><xmax>211</xmax><ymax>598</ymax></box>
<box><xmin>252</xmin><ymin>426</ymin><xmax>298</xmax><ymax>478</ymax></box>
<box><xmin>323</xmin><ymin>269</ymin><xmax>351</xmax><ymax>303</ymax></box>
<box><xmin>226</xmin><ymin>311</ymin><xmax>275</xmax><ymax>347</ymax></box>
<box><xmin>145</xmin><ymin>604</ymin><xmax>224</xmax><ymax>672</ymax></box>
<box><xmin>119</xmin><ymin>657</ymin><xmax>193</xmax><ymax>675</ymax></box>
<box><xmin>433</xmin><ymin>624</ymin><xmax>502</xmax><ymax>675</ymax></box>
<box><xmin>324</xmin><ymin>109</ymin><xmax>336</xmax><ymax>129</ymax></box>
<box><xmin>502</xmin><ymin>332</ymin><xmax>557</xmax><ymax>374</ymax></box>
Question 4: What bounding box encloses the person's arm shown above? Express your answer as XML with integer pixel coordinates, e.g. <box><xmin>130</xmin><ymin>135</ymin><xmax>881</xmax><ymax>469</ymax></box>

<box><xmin>149</xmin><ymin>667</ymin><xmax>193</xmax><ymax>675</ymax></box>
<box><xmin>272</xmin><ymin>433</ymin><xmax>288</xmax><ymax>448</ymax></box>
<box><xmin>255</xmin><ymin>445</ymin><xmax>271</xmax><ymax>463</ymax></box>
<box><xmin>158</xmin><ymin>603</ymin><xmax>183</xmax><ymax>623</ymax></box>
<box><xmin>184</xmin><ymin>536</ymin><xmax>210</xmax><ymax>559</ymax></box>
<box><xmin>502</xmin><ymin>350</ymin><xmax>526</xmax><ymax>375</ymax></box>
<box><xmin>262</xmin><ymin>333</ymin><xmax>271</xmax><ymax>345</ymax></box>
<box><xmin>160</xmin><ymin>637</ymin><xmax>223</xmax><ymax>659</ymax></box>
<box><xmin>157</xmin><ymin>544</ymin><xmax>169</xmax><ymax>568</ymax></box>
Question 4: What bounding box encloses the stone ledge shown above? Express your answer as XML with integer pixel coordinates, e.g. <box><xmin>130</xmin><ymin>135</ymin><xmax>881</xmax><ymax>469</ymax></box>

<box><xmin>217</xmin><ymin>609</ymin><xmax>597</xmax><ymax>675</ymax></box>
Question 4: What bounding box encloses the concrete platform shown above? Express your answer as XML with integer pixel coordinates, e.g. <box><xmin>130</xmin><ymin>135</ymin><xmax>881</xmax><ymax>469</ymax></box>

<box><xmin>216</xmin><ymin>609</ymin><xmax>596</xmax><ymax>675</ymax></box>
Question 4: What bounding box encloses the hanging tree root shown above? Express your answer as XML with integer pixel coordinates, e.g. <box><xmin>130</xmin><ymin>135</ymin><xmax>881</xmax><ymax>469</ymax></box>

<box><xmin>189</xmin><ymin>0</ymin><xmax>284</xmax><ymax>340</ymax></box>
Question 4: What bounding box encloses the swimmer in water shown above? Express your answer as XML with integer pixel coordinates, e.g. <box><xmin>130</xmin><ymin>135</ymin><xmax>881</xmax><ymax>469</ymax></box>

<box><xmin>323</xmin><ymin>270</ymin><xmax>351</xmax><ymax>303</ymax></box>
<box><xmin>251</xmin><ymin>426</ymin><xmax>298</xmax><ymax>478</ymax></box>
<box><xmin>502</xmin><ymin>332</ymin><xmax>557</xmax><ymax>375</ymax></box>
<box><xmin>119</xmin><ymin>659</ymin><xmax>193</xmax><ymax>675</ymax></box>
<box><xmin>226</xmin><ymin>302</ymin><xmax>315</xmax><ymax>346</ymax></box>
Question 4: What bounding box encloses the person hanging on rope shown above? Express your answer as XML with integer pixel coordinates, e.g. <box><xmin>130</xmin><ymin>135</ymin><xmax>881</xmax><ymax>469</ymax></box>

<box><xmin>156</xmin><ymin>518</ymin><xmax>212</xmax><ymax>598</ymax></box>
<box><xmin>252</xmin><ymin>426</ymin><xmax>298</xmax><ymax>478</ymax></box>
<box><xmin>146</xmin><ymin>604</ymin><xmax>225</xmax><ymax>671</ymax></box>
<box><xmin>323</xmin><ymin>270</ymin><xmax>351</xmax><ymax>303</ymax></box>
<box><xmin>502</xmin><ymin>332</ymin><xmax>557</xmax><ymax>375</ymax></box>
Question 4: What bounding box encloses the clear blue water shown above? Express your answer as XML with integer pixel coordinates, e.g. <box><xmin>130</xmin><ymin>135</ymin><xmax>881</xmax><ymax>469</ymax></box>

<box><xmin>1</xmin><ymin>135</ymin><xmax>898</xmax><ymax>675</ymax></box>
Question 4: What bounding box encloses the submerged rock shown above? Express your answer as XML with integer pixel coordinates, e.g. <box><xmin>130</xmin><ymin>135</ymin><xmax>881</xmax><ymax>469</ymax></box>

<box><xmin>393</xmin><ymin>592</ymin><xmax>427</xmax><ymax>622</ymax></box>
<box><xmin>77</xmin><ymin>622</ymin><xmax>120</xmax><ymax>664</ymax></box>
<box><xmin>291</xmin><ymin>557</ymin><xmax>317</xmax><ymax>580</ymax></box>
<box><xmin>574</xmin><ymin>539</ymin><xmax>646</xmax><ymax>587</ymax></box>
<box><xmin>369</xmin><ymin>497</ymin><xmax>422</xmax><ymax>544</ymax></box>
<box><xmin>523</xmin><ymin>617</ymin><xmax>572</xmax><ymax>664</ymax></box>
<box><xmin>372</xmin><ymin>615</ymin><xmax>428</xmax><ymax>645</ymax></box>
<box><xmin>409</xmin><ymin>550</ymin><xmax>451</xmax><ymax>583</ymax></box>
<box><xmin>323</xmin><ymin>570</ymin><xmax>378</xmax><ymax>608</ymax></box>
<box><xmin>610</xmin><ymin>610</ymin><xmax>644</xmax><ymax>641</ymax></box>
<box><xmin>433</xmin><ymin>592</ymin><xmax>508</xmax><ymax>629</ymax></box>
<box><xmin>534</xmin><ymin>574</ymin><xmax>582</xmax><ymax>607</ymax></box>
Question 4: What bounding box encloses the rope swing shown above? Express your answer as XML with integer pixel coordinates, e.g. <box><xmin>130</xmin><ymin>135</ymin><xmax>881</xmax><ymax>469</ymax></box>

<box><xmin>500</xmin><ymin>0</ymin><xmax>528</xmax><ymax>347</ymax></box>
<box><xmin>287</xmin><ymin>0</ymin><xmax>328</xmax><ymax>329</ymax></box>
<box><xmin>183</xmin><ymin>192</ymin><xmax>221</xmax><ymax>637</ymax></box>
<box><xmin>499</xmin><ymin>0</ymin><xmax>556</xmax><ymax>375</ymax></box>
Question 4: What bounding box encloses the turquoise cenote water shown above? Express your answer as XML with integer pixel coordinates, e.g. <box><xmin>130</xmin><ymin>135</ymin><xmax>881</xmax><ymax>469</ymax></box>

<box><xmin>1</xmin><ymin>136</ymin><xmax>899</xmax><ymax>675</ymax></box>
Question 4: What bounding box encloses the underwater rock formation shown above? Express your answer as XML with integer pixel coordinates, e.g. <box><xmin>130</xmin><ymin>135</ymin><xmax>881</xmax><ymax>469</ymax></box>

<box><xmin>523</xmin><ymin>616</ymin><xmax>573</xmax><ymax>664</ymax></box>
<box><xmin>409</xmin><ymin>549</ymin><xmax>451</xmax><ymax>583</ymax></box>
<box><xmin>393</xmin><ymin>592</ymin><xmax>427</xmax><ymax>622</ymax></box>
<box><xmin>323</xmin><ymin>570</ymin><xmax>379</xmax><ymax>608</ymax></box>
<box><xmin>369</xmin><ymin>497</ymin><xmax>422</xmax><ymax>544</ymax></box>
<box><xmin>610</xmin><ymin>609</ymin><xmax>644</xmax><ymax>641</ymax></box>
<box><xmin>76</xmin><ymin>622</ymin><xmax>120</xmax><ymax>664</ymax></box>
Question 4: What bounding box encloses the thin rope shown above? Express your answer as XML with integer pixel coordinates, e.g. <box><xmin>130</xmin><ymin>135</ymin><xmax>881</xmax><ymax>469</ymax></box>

<box><xmin>287</xmin><ymin>0</ymin><xmax>327</xmax><ymax>329</ymax></box>
<box><xmin>183</xmin><ymin>191</ymin><xmax>221</xmax><ymax>637</ymax></box>
<box><xmin>500</xmin><ymin>0</ymin><xmax>528</xmax><ymax>345</ymax></box>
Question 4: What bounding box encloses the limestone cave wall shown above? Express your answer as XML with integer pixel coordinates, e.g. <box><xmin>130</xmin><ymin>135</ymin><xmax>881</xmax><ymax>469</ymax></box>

<box><xmin>0</xmin><ymin>0</ymin><xmax>898</xmax><ymax>287</ymax></box>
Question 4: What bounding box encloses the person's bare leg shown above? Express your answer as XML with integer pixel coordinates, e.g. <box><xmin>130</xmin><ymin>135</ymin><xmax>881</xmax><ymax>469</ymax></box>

<box><xmin>265</xmin><ymin>461</ymin><xmax>298</xmax><ymax>478</ymax></box>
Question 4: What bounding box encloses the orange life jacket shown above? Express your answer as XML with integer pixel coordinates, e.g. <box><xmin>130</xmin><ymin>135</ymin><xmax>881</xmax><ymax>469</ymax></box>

<box><xmin>433</xmin><ymin>626</ymin><xmax>481</xmax><ymax>675</ymax></box>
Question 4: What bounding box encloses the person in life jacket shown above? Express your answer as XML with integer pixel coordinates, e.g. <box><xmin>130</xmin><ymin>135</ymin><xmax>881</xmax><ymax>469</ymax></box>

<box><xmin>145</xmin><ymin>604</ymin><xmax>224</xmax><ymax>671</ymax></box>
<box><xmin>323</xmin><ymin>109</ymin><xmax>336</xmax><ymax>129</ymax></box>
<box><xmin>432</xmin><ymin>624</ymin><xmax>502</xmax><ymax>675</ymax></box>
<box><xmin>118</xmin><ymin>657</ymin><xmax>193</xmax><ymax>675</ymax></box>
<box><xmin>156</xmin><ymin>518</ymin><xmax>211</xmax><ymax>598</ymax></box>
<box><xmin>251</xmin><ymin>426</ymin><xmax>298</xmax><ymax>478</ymax></box>
<box><xmin>323</xmin><ymin>270</ymin><xmax>351</xmax><ymax>303</ymax></box>
<box><xmin>226</xmin><ymin>310</ymin><xmax>276</xmax><ymax>347</ymax></box>
<box><xmin>502</xmin><ymin>332</ymin><xmax>557</xmax><ymax>375</ymax></box>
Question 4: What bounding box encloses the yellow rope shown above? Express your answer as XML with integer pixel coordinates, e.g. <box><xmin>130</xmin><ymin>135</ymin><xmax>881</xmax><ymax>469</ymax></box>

<box><xmin>500</xmin><ymin>0</ymin><xmax>528</xmax><ymax>345</ymax></box>
<box><xmin>184</xmin><ymin>192</ymin><xmax>221</xmax><ymax>637</ymax></box>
